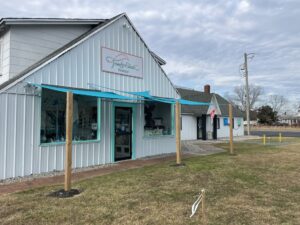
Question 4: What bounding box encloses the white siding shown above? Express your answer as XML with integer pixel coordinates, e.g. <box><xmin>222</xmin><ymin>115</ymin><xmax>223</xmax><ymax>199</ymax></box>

<box><xmin>0</xmin><ymin>15</ymin><xmax>178</xmax><ymax>179</ymax></box>
<box><xmin>181</xmin><ymin>115</ymin><xmax>197</xmax><ymax>140</ymax></box>
<box><xmin>180</xmin><ymin>115</ymin><xmax>244</xmax><ymax>141</ymax></box>
<box><xmin>0</xmin><ymin>30</ymin><xmax>11</xmax><ymax>84</ymax></box>
<box><xmin>217</xmin><ymin>117</ymin><xmax>244</xmax><ymax>138</ymax></box>
<box><xmin>8</xmin><ymin>25</ymin><xmax>92</xmax><ymax>79</ymax></box>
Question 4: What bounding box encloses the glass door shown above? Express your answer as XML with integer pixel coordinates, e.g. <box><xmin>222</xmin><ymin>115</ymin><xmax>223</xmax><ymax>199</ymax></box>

<box><xmin>115</xmin><ymin>107</ymin><xmax>132</xmax><ymax>161</ymax></box>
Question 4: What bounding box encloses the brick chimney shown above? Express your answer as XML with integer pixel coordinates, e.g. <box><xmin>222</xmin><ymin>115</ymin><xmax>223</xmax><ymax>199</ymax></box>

<box><xmin>204</xmin><ymin>84</ymin><xmax>210</xmax><ymax>94</ymax></box>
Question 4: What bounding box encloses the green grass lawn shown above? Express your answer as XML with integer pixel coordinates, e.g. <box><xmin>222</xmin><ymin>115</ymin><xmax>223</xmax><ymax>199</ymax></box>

<box><xmin>1</xmin><ymin>140</ymin><xmax>300</xmax><ymax>225</ymax></box>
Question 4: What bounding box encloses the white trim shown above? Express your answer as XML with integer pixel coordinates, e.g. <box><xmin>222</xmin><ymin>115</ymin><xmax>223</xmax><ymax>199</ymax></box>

<box><xmin>0</xmin><ymin>13</ymin><xmax>125</xmax><ymax>93</ymax></box>
<box><xmin>1</xmin><ymin>18</ymin><xmax>104</xmax><ymax>25</ymax></box>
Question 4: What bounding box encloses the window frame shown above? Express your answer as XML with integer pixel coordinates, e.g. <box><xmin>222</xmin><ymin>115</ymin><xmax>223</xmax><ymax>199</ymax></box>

<box><xmin>39</xmin><ymin>89</ymin><xmax>101</xmax><ymax>146</ymax></box>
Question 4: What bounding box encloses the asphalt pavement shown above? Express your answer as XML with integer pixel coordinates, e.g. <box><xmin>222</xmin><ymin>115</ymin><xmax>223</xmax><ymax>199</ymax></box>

<box><xmin>249</xmin><ymin>130</ymin><xmax>300</xmax><ymax>137</ymax></box>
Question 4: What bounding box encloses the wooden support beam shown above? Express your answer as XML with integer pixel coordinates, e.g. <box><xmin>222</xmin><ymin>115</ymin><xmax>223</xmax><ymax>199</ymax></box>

<box><xmin>279</xmin><ymin>133</ymin><xmax>282</xmax><ymax>143</ymax></box>
<box><xmin>175</xmin><ymin>101</ymin><xmax>181</xmax><ymax>164</ymax></box>
<box><xmin>229</xmin><ymin>104</ymin><xmax>234</xmax><ymax>154</ymax></box>
<box><xmin>65</xmin><ymin>92</ymin><xmax>73</xmax><ymax>192</ymax></box>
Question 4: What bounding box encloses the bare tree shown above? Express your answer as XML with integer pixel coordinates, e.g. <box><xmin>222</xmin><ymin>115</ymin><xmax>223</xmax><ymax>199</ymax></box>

<box><xmin>226</xmin><ymin>84</ymin><xmax>263</xmax><ymax>111</ymax></box>
<box><xmin>268</xmin><ymin>95</ymin><xmax>288</xmax><ymax>114</ymax></box>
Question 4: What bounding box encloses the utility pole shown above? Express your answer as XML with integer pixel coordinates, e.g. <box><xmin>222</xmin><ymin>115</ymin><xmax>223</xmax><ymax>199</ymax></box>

<box><xmin>244</xmin><ymin>53</ymin><xmax>251</xmax><ymax>136</ymax></box>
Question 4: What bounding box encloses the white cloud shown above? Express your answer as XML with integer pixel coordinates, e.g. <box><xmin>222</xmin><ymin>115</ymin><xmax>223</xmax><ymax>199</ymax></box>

<box><xmin>236</xmin><ymin>0</ymin><xmax>251</xmax><ymax>14</ymax></box>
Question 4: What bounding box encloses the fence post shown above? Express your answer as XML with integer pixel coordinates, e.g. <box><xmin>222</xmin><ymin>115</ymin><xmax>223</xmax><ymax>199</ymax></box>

<box><xmin>279</xmin><ymin>133</ymin><xmax>282</xmax><ymax>143</ymax></box>
<box><xmin>175</xmin><ymin>101</ymin><xmax>181</xmax><ymax>165</ymax></box>
<box><xmin>228</xmin><ymin>104</ymin><xmax>234</xmax><ymax>154</ymax></box>
<box><xmin>65</xmin><ymin>92</ymin><xmax>73</xmax><ymax>192</ymax></box>
<box><xmin>263</xmin><ymin>134</ymin><xmax>266</xmax><ymax>145</ymax></box>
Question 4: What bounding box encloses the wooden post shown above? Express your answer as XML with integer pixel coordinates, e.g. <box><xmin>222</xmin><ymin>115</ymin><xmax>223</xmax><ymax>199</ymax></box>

<box><xmin>175</xmin><ymin>101</ymin><xmax>181</xmax><ymax>164</ymax></box>
<box><xmin>65</xmin><ymin>92</ymin><xmax>73</xmax><ymax>192</ymax></box>
<box><xmin>279</xmin><ymin>133</ymin><xmax>282</xmax><ymax>143</ymax></box>
<box><xmin>228</xmin><ymin>104</ymin><xmax>234</xmax><ymax>154</ymax></box>
<box><xmin>263</xmin><ymin>134</ymin><xmax>266</xmax><ymax>145</ymax></box>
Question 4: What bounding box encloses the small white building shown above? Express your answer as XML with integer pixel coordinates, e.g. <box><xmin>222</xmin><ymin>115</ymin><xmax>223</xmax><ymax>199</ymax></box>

<box><xmin>178</xmin><ymin>86</ymin><xmax>244</xmax><ymax>140</ymax></box>
<box><xmin>0</xmin><ymin>14</ymin><xmax>181</xmax><ymax>180</ymax></box>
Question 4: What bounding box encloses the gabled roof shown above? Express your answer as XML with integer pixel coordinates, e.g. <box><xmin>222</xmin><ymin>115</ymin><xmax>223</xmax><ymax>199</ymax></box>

<box><xmin>177</xmin><ymin>87</ymin><xmax>212</xmax><ymax>115</ymax></box>
<box><xmin>214</xmin><ymin>94</ymin><xmax>244</xmax><ymax>117</ymax></box>
<box><xmin>0</xmin><ymin>13</ymin><xmax>175</xmax><ymax>93</ymax></box>
<box><xmin>177</xmin><ymin>87</ymin><xmax>243</xmax><ymax>117</ymax></box>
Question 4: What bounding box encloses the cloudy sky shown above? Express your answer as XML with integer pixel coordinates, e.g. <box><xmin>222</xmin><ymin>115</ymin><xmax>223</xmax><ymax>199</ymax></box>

<box><xmin>1</xmin><ymin>0</ymin><xmax>300</xmax><ymax>111</ymax></box>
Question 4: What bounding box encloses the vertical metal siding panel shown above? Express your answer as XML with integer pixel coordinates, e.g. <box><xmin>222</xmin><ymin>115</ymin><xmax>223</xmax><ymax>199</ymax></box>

<box><xmin>23</xmin><ymin>96</ymin><xmax>33</xmax><ymax>176</ymax></box>
<box><xmin>89</xmin><ymin>144</ymin><xmax>94</xmax><ymax>166</ymax></box>
<box><xmin>86</xmin><ymin>144</ymin><xmax>90</xmax><ymax>167</ymax></box>
<box><xmin>93</xmin><ymin>143</ymin><xmax>98</xmax><ymax>166</ymax></box>
<box><xmin>95</xmin><ymin>39</ymin><xmax>100</xmax><ymax>88</ymax></box>
<box><xmin>70</xmin><ymin>51</ymin><xmax>77</xmax><ymax>87</ymax></box>
<box><xmin>75</xmin><ymin>143</ymin><xmax>81</xmax><ymax>168</ymax></box>
<box><xmin>77</xmin><ymin>45</ymin><xmax>83</xmax><ymax>88</ymax></box>
<box><xmin>105</xmin><ymin>101</ymin><xmax>111</xmax><ymax>163</ymax></box>
<box><xmin>57</xmin><ymin>58</ymin><xmax>64</xmax><ymax>86</ymax></box>
<box><xmin>72</xmin><ymin>145</ymin><xmax>76</xmax><ymax>169</ymax></box>
<box><xmin>40</xmin><ymin>147</ymin><xmax>47</xmax><ymax>172</ymax></box>
<box><xmin>82</xmin><ymin>144</ymin><xmax>87</xmax><ymax>167</ymax></box>
<box><xmin>32</xmin><ymin>95</ymin><xmax>41</xmax><ymax>174</ymax></box>
<box><xmin>48</xmin><ymin>146</ymin><xmax>55</xmax><ymax>172</ymax></box>
<box><xmin>12</xmin><ymin>94</ymin><xmax>18</xmax><ymax>177</ymax></box>
<box><xmin>84</xmin><ymin>42</ymin><xmax>89</xmax><ymax>88</ymax></box>
<box><xmin>104</xmin><ymin>30</ymin><xmax>110</xmax><ymax>91</ymax></box>
<box><xmin>55</xmin><ymin>145</ymin><xmax>63</xmax><ymax>171</ymax></box>
<box><xmin>65</xmin><ymin>55</ymin><xmax>71</xmax><ymax>87</ymax></box>
<box><xmin>15</xmin><ymin>95</ymin><xmax>25</xmax><ymax>176</ymax></box>
<box><xmin>5</xmin><ymin>94</ymin><xmax>16</xmax><ymax>178</ymax></box>
<box><xmin>99</xmin><ymin>36</ymin><xmax>104</xmax><ymax>90</ymax></box>
<box><xmin>0</xmin><ymin>94</ymin><xmax>7</xmax><ymax>179</ymax></box>
<box><xmin>89</xmin><ymin>39</ymin><xmax>95</xmax><ymax>87</ymax></box>
<box><xmin>101</xmin><ymin>101</ymin><xmax>105</xmax><ymax>164</ymax></box>
<box><xmin>48</xmin><ymin>66</ymin><xmax>55</xmax><ymax>85</ymax></box>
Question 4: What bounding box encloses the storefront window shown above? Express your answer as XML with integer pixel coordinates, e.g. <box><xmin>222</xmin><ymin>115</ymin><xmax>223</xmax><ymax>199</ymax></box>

<box><xmin>144</xmin><ymin>101</ymin><xmax>173</xmax><ymax>136</ymax></box>
<box><xmin>40</xmin><ymin>89</ymin><xmax>99</xmax><ymax>144</ymax></box>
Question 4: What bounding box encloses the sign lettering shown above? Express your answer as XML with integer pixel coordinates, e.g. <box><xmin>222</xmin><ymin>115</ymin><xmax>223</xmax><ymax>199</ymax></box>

<box><xmin>101</xmin><ymin>47</ymin><xmax>143</xmax><ymax>78</ymax></box>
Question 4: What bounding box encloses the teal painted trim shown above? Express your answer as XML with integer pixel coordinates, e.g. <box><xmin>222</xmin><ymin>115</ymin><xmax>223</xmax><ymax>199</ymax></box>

<box><xmin>111</xmin><ymin>102</ymin><xmax>137</xmax><ymax>162</ymax></box>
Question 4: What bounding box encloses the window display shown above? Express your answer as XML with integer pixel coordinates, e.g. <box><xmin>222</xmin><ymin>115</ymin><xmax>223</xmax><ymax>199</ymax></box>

<box><xmin>40</xmin><ymin>89</ymin><xmax>98</xmax><ymax>144</ymax></box>
<box><xmin>144</xmin><ymin>102</ymin><xmax>173</xmax><ymax>136</ymax></box>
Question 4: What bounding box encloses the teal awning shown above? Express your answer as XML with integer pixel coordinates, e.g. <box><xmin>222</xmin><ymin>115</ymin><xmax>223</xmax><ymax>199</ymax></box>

<box><xmin>33</xmin><ymin>84</ymin><xmax>139</xmax><ymax>100</ymax></box>
<box><xmin>31</xmin><ymin>83</ymin><xmax>210</xmax><ymax>105</ymax></box>
<box><xmin>127</xmin><ymin>91</ymin><xmax>210</xmax><ymax>106</ymax></box>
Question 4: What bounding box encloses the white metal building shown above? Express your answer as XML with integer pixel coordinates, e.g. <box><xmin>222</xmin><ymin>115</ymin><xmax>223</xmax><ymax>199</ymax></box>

<box><xmin>178</xmin><ymin>86</ymin><xmax>244</xmax><ymax>141</ymax></box>
<box><xmin>0</xmin><ymin>14</ymin><xmax>180</xmax><ymax>180</ymax></box>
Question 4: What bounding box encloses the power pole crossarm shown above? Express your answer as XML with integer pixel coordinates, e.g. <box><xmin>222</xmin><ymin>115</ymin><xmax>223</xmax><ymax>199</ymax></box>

<box><xmin>244</xmin><ymin>53</ymin><xmax>251</xmax><ymax>136</ymax></box>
